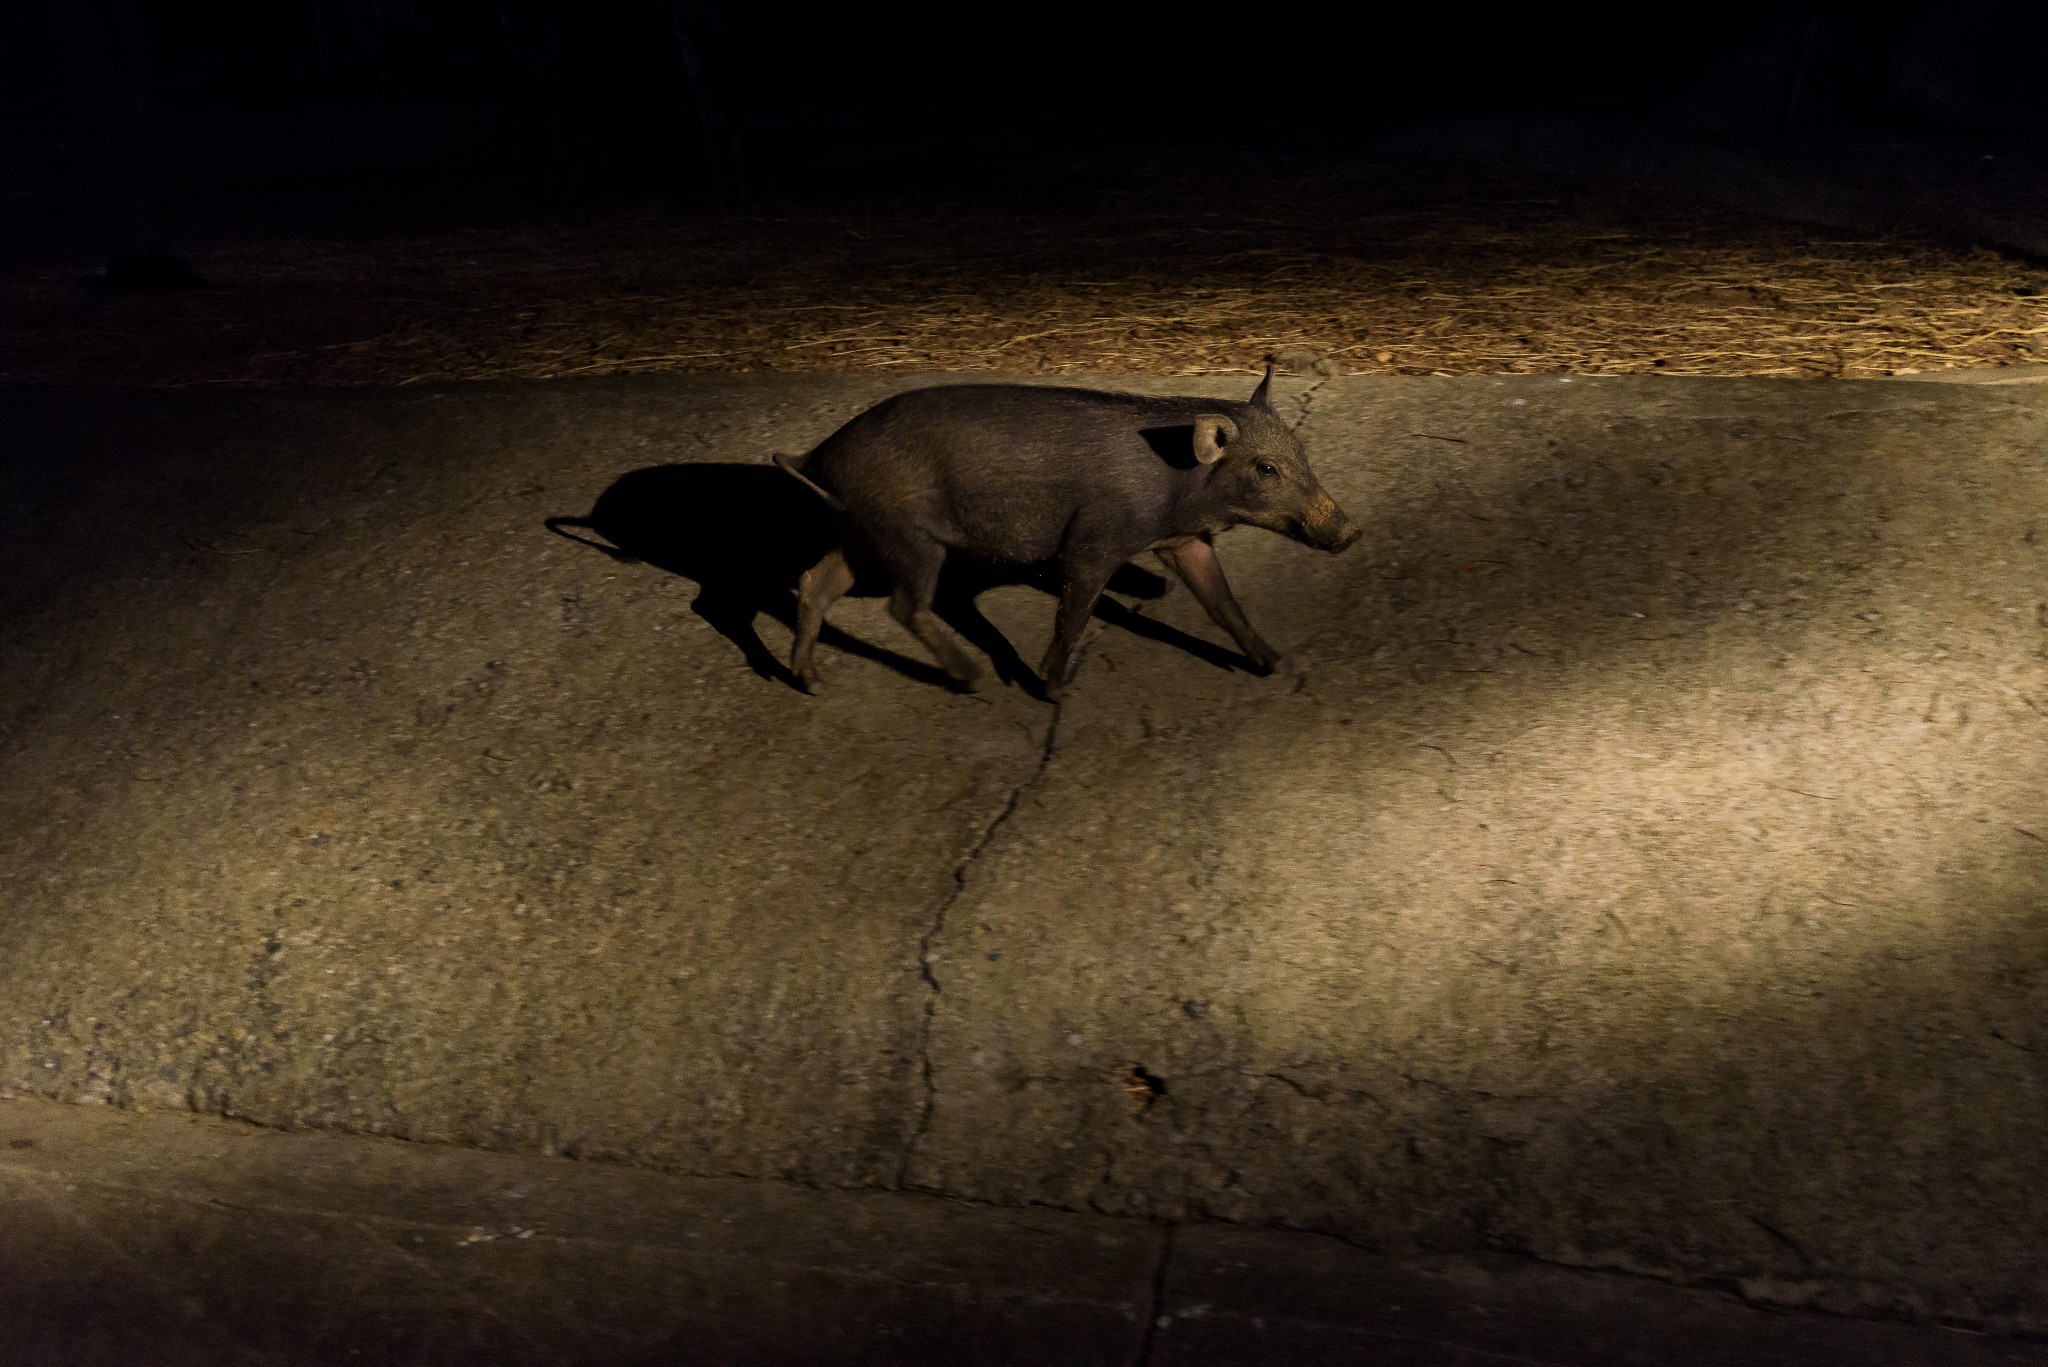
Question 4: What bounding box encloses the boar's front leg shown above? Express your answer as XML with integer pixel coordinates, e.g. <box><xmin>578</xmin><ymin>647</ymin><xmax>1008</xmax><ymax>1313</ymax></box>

<box><xmin>1153</xmin><ymin>535</ymin><xmax>1282</xmax><ymax>674</ymax></box>
<box><xmin>1039</xmin><ymin>551</ymin><xmax>1124</xmax><ymax>700</ymax></box>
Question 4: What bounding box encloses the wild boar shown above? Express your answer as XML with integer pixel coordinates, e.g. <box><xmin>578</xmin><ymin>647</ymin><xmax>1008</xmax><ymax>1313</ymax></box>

<box><xmin>774</xmin><ymin>363</ymin><xmax>1358</xmax><ymax>697</ymax></box>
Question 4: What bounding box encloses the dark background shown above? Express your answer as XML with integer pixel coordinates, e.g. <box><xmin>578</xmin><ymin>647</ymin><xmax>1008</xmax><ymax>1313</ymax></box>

<box><xmin>7</xmin><ymin>1</ymin><xmax>2048</xmax><ymax>249</ymax></box>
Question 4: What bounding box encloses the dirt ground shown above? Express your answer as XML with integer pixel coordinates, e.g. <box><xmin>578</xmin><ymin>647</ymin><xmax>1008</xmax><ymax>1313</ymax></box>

<box><xmin>5</xmin><ymin>163</ymin><xmax>2047</xmax><ymax>389</ymax></box>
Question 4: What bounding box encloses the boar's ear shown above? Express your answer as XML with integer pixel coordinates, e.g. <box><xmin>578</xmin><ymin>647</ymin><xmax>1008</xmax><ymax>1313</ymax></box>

<box><xmin>1192</xmin><ymin>413</ymin><xmax>1238</xmax><ymax>465</ymax></box>
<box><xmin>1249</xmin><ymin>360</ymin><xmax>1276</xmax><ymax>411</ymax></box>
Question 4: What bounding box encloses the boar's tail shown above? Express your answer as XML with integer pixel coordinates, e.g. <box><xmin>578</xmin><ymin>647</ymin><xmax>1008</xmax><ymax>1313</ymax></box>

<box><xmin>772</xmin><ymin>453</ymin><xmax>846</xmax><ymax>512</ymax></box>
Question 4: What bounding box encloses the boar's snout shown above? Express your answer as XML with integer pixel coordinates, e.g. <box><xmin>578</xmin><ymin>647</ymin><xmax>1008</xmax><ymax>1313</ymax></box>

<box><xmin>1300</xmin><ymin>495</ymin><xmax>1361</xmax><ymax>553</ymax></box>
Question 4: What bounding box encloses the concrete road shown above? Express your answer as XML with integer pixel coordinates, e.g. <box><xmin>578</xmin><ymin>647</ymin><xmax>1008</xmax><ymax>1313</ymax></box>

<box><xmin>5</xmin><ymin>1095</ymin><xmax>2040</xmax><ymax>1366</ymax></box>
<box><xmin>1</xmin><ymin>372</ymin><xmax>2044</xmax><ymax>1353</ymax></box>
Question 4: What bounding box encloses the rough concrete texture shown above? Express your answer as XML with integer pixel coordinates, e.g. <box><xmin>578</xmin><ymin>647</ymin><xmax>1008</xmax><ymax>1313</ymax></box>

<box><xmin>1</xmin><ymin>373</ymin><xmax>2044</xmax><ymax>1338</ymax></box>
<box><xmin>0</xmin><ymin>1095</ymin><xmax>1157</xmax><ymax>1366</ymax></box>
<box><xmin>5</xmin><ymin>1095</ymin><xmax>2042</xmax><ymax>1366</ymax></box>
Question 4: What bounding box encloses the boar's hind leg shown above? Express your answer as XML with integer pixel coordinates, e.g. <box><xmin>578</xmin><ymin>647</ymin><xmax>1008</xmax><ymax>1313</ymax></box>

<box><xmin>1039</xmin><ymin>555</ymin><xmax>1122</xmax><ymax>701</ymax></box>
<box><xmin>790</xmin><ymin>547</ymin><xmax>855</xmax><ymax>692</ymax></box>
<box><xmin>1154</xmin><ymin>537</ymin><xmax>1282</xmax><ymax>674</ymax></box>
<box><xmin>878</xmin><ymin>533</ymin><xmax>984</xmax><ymax>691</ymax></box>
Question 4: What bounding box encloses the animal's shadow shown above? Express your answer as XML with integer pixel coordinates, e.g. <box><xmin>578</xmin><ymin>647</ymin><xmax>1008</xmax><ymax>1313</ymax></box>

<box><xmin>546</xmin><ymin>463</ymin><xmax>1256</xmax><ymax>694</ymax></box>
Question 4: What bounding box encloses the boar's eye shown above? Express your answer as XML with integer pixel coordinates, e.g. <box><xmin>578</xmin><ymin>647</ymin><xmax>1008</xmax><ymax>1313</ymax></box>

<box><xmin>1256</xmin><ymin>460</ymin><xmax>1278</xmax><ymax>477</ymax></box>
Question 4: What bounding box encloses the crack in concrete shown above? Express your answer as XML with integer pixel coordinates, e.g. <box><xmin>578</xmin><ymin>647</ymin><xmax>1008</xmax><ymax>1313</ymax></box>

<box><xmin>1133</xmin><ymin>1221</ymin><xmax>1177</xmax><ymax>1367</ymax></box>
<box><xmin>1263</xmin><ymin>1218</ymin><xmax>1884</xmax><ymax>1336</ymax></box>
<box><xmin>895</xmin><ymin>687</ymin><xmax>1070</xmax><ymax>1188</ymax></box>
<box><xmin>1290</xmin><ymin>367</ymin><xmax>1336</xmax><ymax>434</ymax></box>
<box><xmin>1253</xmin><ymin>1069</ymin><xmax>1393</xmax><ymax>1114</ymax></box>
<box><xmin>1749</xmin><ymin>1213</ymin><xmax>1814</xmax><ymax>1268</ymax></box>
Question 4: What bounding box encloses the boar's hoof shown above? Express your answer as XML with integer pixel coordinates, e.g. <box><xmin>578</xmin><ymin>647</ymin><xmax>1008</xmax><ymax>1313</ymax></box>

<box><xmin>796</xmin><ymin>666</ymin><xmax>824</xmax><ymax>694</ymax></box>
<box><xmin>1237</xmin><ymin>642</ymin><xmax>1285</xmax><ymax>675</ymax></box>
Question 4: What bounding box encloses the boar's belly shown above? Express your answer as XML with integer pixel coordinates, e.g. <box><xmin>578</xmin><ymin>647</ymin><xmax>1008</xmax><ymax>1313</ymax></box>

<box><xmin>940</xmin><ymin>488</ymin><xmax>1075</xmax><ymax>564</ymax></box>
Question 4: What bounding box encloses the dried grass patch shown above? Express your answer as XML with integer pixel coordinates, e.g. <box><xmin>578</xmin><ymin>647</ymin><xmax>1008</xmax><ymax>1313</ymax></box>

<box><xmin>4</xmin><ymin>178</ymin><xmax>2044</xmax><ymax>387</ymax></box>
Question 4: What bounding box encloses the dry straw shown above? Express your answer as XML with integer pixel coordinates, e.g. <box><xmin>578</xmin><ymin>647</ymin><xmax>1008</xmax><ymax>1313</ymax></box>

<box><xmin>4</xmin><ymin>178</ymin><xmax>2044</xmax><ymax>387</ymax></box>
